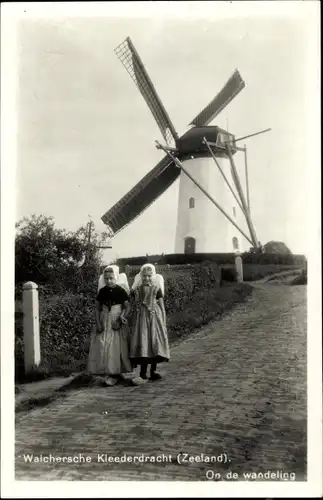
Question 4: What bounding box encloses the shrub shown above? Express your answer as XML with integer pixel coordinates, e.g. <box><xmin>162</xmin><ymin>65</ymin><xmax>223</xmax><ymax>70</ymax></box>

<box><xmin>263</xmin><ymin>241</ymin><xmax>292</xmax><ymax>254</ymax></box>
<box><xmin>191</xmin><ymin>261</ymin><xmax>222</xmax><ymax>290</ymax></box>
<box><xmin>220</xmin><ymin>267</ymin><xmax>237</xmax><ymax>282</ymax></box>
<box><xmin>163</xmin><ymin>262</ymin><xmax>221</xmax><ymax>314</ymax></box>
<box><xmin>15</xmin><ymin>292</ymin><xmax>96</xmax><ymax>382</ymax></box>
<box><xmin>117</xmin><ymin>256</ymin><xmax>148</xmax><ymax>267</ymax></box>
<box><xmin>14</xmin><ymin>261</ymin><xmax>247</xmax><ymax>381</ymax></box>
<box><xmin>118</xmin><ymin>253</ymin><xmax>236</xmax><ymax>267</ymax></box>
<box><xmin>291</xmin><ymin>270</ymin><xmax>307</xmax><ymax>285</ymax></box>
<box><xmin>242</xmin><ymin>264</ymin><xmax>301</xmax><ymax>281</ymax></box>
<box><xmin>15</xmin><ymin>310</ymin><xmax>24</xmax><ymax>381</ymax></box>
<box><xmin>241</xmin><ymin>252</ymin><xmax>306</xmax><ymax>266</ymax></box>
<box><xmin>38</xmin><ymin>293</ymin><xmax>95</xmax><ymax>372</ymax></box>
<box><xmin>167</xmin><ymin>283</ymin><xmax>252</xmax><ymax>342</ymax></box>
<box><xmin>164</xmin><ymin>273</ymin><xmax>194</xmax><ymax>315</ymax></box>
<box><xmin>164</xmin><ymin>253</ymin><xmax>236</xmax><ymax>266</ymax></box>
<box><xmin>15</xmin><ymin>215</ymin><xmax>109</xmax><ymax>297</ymax></box>
<box><xmin>117</xmin><ymin>252</ymin><xmax>306</xmax><ymax>267</ymax></box>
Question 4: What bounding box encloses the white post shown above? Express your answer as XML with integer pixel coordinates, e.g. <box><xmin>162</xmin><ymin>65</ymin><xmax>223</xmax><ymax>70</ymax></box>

<box><xmin>23</xmin><ymin>281</ymin><xmax>41</xmax><ymax>372</ymax></box>
<box><xmin>235</xmin><ymin>253</ymin><xmax>244</xmax><ymax>283</ymax></box>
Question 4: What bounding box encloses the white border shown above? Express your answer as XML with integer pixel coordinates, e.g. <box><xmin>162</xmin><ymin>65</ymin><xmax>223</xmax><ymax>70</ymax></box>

<box><xmin>1</xmin><ymin>2</ymin><xmax>321</xmax><ymax>498</ymax></box>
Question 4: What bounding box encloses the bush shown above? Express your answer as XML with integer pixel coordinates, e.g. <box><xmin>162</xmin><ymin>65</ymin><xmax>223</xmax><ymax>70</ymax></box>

<box><xmin>39</xmin><ymin>293</ymin><xmax>95</xmax><ymax>372</ymax></box>
<box><xmin>220</xmin><ymin>267</ymin><xmax>237</xmax><ymax>282</ymax></box>
<box><xmin>15</xmin><ymin>292</ymin><xmax>96</xmax><ymax>382</ymax></box>
<box><xmin>241</xmin><ymin>252</ymin><xmax>306</xmax><ymax>266</ymax></box>
<box><xmin>15</xmin><ymin>310</ymin><xmax>24</xmax><ymax>381</ymax></box>
<box><xmin>242</xmin><ymin>264</ymin><xmax>300</xmax><ymax>281</ymax></box>
<box><xmin>15</xmin><ymin>215</ymin><xmax>109</xmax><ymax>297</ymax></box>
<box><xmin>118</xmin><ymin>253</ymin><xmax>236</xmax><ymax>267</ymax></box>
<box><xmin>164</xmin><ymin>273</ymin><xmax>194</xmax><ymax>315</ymax></box>
<box><xmin>117</xmin><ymin>256</ymin><xmax>148</xmax><ymax>267</ymax></box>
<box><xmin>163</xmin><ymin>262</ymin><xmax>221</xmax><ymax>314</ymax></box>
<box><xmin>263</xmin><ymin>241</ymin><xmax>292</xmax><ymax>254</ymax></box>
<box><xmin>117</xmin><ymin>252</ymin><xmax>306</xmax><ymax>267</ymax></box>
<box><xmin>167</xmin><ymin>283</ymin><xmax>252</xmax><ymax>342</ymax></box>
<box><xmin>291</xmin><ymin>270</ymin><xmax>307</xmax><ymax>285</ymax></box>
<box><xmin>15</xmin><ymin>261</ymin><xmax>250</xmax><ymax>381</ymax></box>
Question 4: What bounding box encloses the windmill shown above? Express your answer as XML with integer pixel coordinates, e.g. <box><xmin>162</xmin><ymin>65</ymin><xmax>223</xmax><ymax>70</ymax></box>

<box><xmin>101</xmin><ymin>37</ymin><xmax>270</xmax><ymax>254</ymax></box>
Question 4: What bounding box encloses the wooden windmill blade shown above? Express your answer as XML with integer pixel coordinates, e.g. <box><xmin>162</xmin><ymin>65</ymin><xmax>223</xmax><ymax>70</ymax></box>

<box><xmin>115</xmin><ymin>37</ymin><xmax>179</xmax><ymax>146</ymax></box>
<box><xmin>101</xmin><ymin>155</ymin><xmax>180</xmax><ymax>236</ymax></box>
<box><xmin>189</xmin><ymin>69</ymin><xmax>245</xmax><ymax>127</ymax></box>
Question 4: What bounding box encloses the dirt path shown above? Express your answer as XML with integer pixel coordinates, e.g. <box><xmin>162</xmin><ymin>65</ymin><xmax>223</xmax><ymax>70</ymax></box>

<box><xmin>15</xmin><ymin>284</ymin><xmax>307</xmax><ymax>481</ymax></box>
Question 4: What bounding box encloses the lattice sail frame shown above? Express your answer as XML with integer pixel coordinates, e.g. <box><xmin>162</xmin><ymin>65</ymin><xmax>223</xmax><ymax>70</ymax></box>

<box><xmin>115</xmin><ymin>37</ymin><xmax>178</xmax><ymax>146</ymax></box>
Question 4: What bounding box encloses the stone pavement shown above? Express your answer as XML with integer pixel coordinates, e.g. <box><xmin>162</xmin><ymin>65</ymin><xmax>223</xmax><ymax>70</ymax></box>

<box><xmin>15</xmin><ymin>284</ymin><xmax>307</xmax><ymax>481</ymax></box>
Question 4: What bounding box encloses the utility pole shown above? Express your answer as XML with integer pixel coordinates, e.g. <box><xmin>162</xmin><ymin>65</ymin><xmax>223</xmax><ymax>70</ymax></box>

<box><xmin>82</xmin><ymin>219</ymin><xmax>112</xmax><ymax>274</ymax></box>
<box><xmin>86</xmin><ymin>220</ymin><xmax>112</xmax><ymax>250</ymax></box>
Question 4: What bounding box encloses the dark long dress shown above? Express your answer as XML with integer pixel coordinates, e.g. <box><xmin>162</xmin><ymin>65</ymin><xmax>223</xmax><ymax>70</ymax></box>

<box><xmin>130</xmin><ymin>284</ymin><xmax>170</xmax><ymax>365</ymax></box>
<box><xmin>87</xmin><ymin>285</ymin><xmax>132</xmax><ymax>376</ymax></box>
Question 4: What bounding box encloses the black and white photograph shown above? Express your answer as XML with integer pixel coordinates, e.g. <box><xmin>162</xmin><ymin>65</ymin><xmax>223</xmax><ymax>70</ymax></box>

<box><xmin>1</xmin><ymin>1</ymin><xmax>321</xmax><ymax>497</ymax></box>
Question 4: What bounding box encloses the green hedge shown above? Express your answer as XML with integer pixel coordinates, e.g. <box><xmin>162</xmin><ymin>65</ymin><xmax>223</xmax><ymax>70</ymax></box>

<box><xmin>241</xmin><ymin>252</ymin><xmax>306</xmax><ymax>266</ymax></box>
<box><xmin>117</xmin><ymin>253</ymin><xmax>236</xmax><ymax>267</ymax></box>
<box><xmin>163</xmin><ymin>262</ymin><xmax>221</xmax><ymax>315</ymax></box>
<box><xmin>167</xmin><ymin>283</ymin><xmax>252</xmax><ymax>341</ymax></box>
<box><xmin>15</xmin><ymin>293</ymin><xmax>95</xmax><ymax>380</ymax></box>
<box><xmin>117</xmin><ymin>252</ymin><xmax>306</xmax><ymax>267</ymax></box>
<box><xmin>291</xmin><ymin>269</ymin><xmax>307</xmax><ymax>285</ymax></box>
<box><xmin>15</xmin><ymin>262</ymin><xmax>234</xmax><ymax>381</ymax></box>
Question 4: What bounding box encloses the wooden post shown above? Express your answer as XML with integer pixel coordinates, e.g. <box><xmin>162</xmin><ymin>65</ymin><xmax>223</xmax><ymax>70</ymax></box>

<box><xmin>23</xmin><ymin>282</ymin><xmax>41</xmax><ymax>372</ymax></box>
<box><xmin>244</xmin><ymin>145</ymin><xmax>251</xmax><ymax>212</ymax></box>
<box><xmin>226</xmin><ymin>144</ymin><xmax>259</xmax><ymax>248</ymax></box>
<box><xmin>235</xmin><ymin>254</ymin><xmax>243</xmax><ymax>283</ymax></box>
<box><xmin>203</xmin><ymin>137</ymin><xmax>245</xmax><ymax>215</ymax></box>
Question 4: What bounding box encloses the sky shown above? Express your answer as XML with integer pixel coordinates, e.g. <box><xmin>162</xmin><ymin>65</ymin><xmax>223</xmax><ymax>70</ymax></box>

<box><xmin>15</xmin><ymin>2</ymin><xmax>319</xmax><ymax>262</ymax></box>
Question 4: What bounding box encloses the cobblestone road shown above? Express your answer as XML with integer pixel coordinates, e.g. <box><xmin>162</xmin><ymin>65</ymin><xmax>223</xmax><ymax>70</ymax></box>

<box><xmin>15</xmin><ymin>284</ymin><xmax>307</xmax><ymax>481</ymax></box>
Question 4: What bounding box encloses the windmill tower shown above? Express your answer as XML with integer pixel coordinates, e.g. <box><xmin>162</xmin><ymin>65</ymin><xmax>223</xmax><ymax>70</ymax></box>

<box><xmin>102</xmin><ymin>37</ymin><xmax>263</xmax><ymax>254</ymax></box>
<box><xmin>173</xmin><ymin>123</ymin><xmax>249</xmax><ymax>254</ymax></box>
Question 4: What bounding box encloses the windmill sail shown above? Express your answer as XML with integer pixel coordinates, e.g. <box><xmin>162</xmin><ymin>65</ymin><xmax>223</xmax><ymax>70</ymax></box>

<box><xmin>101</xmin><ymin>155</ymin><xmax>180</xmax><ymax>235</ymax></box>
<box><xmin>115</xmin><ymin>37</ymin><xmax>178</xmax><ymax>146</ymax></box>
<box><xmin>189</xmin><ymin>70</ymin><xmax>245</xmax><ymax>127</ymax></box>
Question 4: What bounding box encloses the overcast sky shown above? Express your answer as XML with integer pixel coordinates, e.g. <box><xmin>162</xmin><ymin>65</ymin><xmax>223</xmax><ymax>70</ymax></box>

<box><xmin>15</xmin><ymin>2</ymin><xmax>319</xmax><ymax>262</ymax></box>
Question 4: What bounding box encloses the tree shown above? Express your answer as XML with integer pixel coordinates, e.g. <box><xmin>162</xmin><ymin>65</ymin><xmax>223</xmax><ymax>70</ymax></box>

<box><xmin>263</xmin><ymin>241</ymin><xmax>292</xmax><ymax>254</ymax></box>
<box><xmin>15</xmin><ymin>215</ymin><xmax>109</xmax><ymax>296</ymax></box>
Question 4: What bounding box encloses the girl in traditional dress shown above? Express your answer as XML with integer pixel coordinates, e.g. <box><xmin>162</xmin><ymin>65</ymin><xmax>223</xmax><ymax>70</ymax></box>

<box><xmin>87</xmin><ymin>265</ymin><xmax>132</xmax><ymax>386</ymax></box>
<box><xmin>97</xmin><ymin>265</ymin><xmax>130</xmax><ymax>294</ymax></box>
<box><xmin>130</xmin><ymin>264</ymin><xmax>170</xmax><ymax>386</ymax></box>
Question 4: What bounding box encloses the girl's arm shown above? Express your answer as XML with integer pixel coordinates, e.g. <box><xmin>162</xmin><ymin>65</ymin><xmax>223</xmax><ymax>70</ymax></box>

<box><xmin>95</xmin><ymin>300</ymin><xmax>103</xmax><ymax>332</ymax></box>
<box><xmin>157</xmin><ymin>297</ymin><xmax>166</xmax><ymax>326</ymax></box>
<box><xmin>120</xmin><ymin>300</ymin><xmax>131</xmax><ymax>323</ymax></box>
